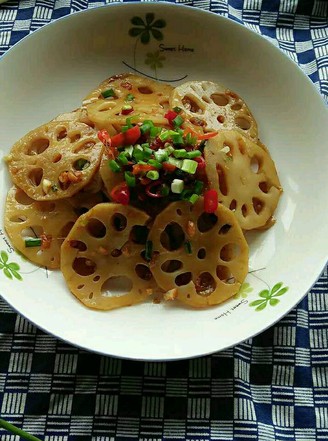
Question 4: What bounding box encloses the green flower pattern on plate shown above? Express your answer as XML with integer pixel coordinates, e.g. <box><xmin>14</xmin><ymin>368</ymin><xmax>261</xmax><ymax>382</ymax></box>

<box><xmin>0</xmin><ymin>250</ymin><xmax>22</xmax><ymax>281</ymax></box>
<box><xmin>129</xmin><ymin>13</ymin><xmax>166</xmax><ymax>44</ymax></box>
<box><xmin>145</xmin><ymin>51</ymin><xmax>166</xmax><ymax>74</ymax></box>
<box><xmin>249</xmin><ymin>282</ymin><xmax>289</xmax><ymax>311</ymax></box>
<box><xmin>235</xmin><ymin>282</ymin><xmax>253</xmax><ymax>299</ymax></box>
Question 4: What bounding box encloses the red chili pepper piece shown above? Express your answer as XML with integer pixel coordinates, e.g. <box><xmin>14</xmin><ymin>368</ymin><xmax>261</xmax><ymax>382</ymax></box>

<box><xmin>111</xmin><ymin>132</ymin><xmax>125</xmax><ymax>148</ymax></box>
<box><xmin>125</xmin><ymin>125</ymin><xmax>141</xmax><ymax>145</ymax></box>
<box><xmin>145</xmin><ymin>180</ymin><xmax>164</xmax><ymax>198</ymax></box>
<box><xmin>204</xmin><ymin>189</ymin><xmax>218</xmax><ymax>213</ymax></box>
<box><xmin>121</xmin><ymin>107</ymin><xmax>134</xmax><ymax>115</ymax></box>
<box><xmin>98</xmin><ymin>129</ymin><xmax>111</xmax><ymax>146</ymax></box>
<box><xmin>164</xmin><ymin>110</ymin><xmax>178</xmax><ymax>126</ymax></box>
<box><xmin>195</xmin><ymin>156</ymin><xmax>206</xmax><ymax>171</ymax></box>
<box><xmin>110</xmin><ymin>182</ymin><xmax>130</xmax><ymax>205</ymax></box>
<box><xmin>132</xmin><ymin>164</ymin><xmax>156</xmax><ymax>175</ymax></box>
<box><xmin>162</xmin><ymin>162</ymin><xmax>176</xmax><ymax>173</ymax></box>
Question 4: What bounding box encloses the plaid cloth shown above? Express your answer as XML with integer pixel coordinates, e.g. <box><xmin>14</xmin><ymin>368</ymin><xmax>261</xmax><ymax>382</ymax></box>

<box><xmin>0</xmin><ymin>0</ymin><xmax>328</xmax><ymax>440</ymax></box>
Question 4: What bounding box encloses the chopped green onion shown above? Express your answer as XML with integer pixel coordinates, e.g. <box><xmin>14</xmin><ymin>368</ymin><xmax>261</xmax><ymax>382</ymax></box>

<box><xmin>124</xmin><ymin>146</ymin><xmax>134</xmax><ymax>157</ymax></box>
<box><xmin>186</xmin><ymin>150</ymin><xmax>201</xmax><ymax>159</ymax></box>
<box><xmin>126</xmin><ymin>93</ymin><xmax>135</xmax><ymax>101</ymax></box>
<box><xmin>194</xmin><ymin>180</ymin><xmax>204</xmax><ymax>195</ymax></box>
<box><xmin>133</xmin><ymin>145</ymin><xmax>145</xmax><ymax>162</ymax></box>
<box><xmin>171</xmin><ymin>179</ymin><xmax>184</xmax><ymax>194</ymax></box>
<box><xmin>173</xmin><ymin>115</ymin><xmax>184</xmax><ymax>127</ymax></box>
<box><xmin>184</xmin><ymin>241</ymin><xmax>192</xmax><ymax>254</ymax></box>
<box><xmin>173</xmin><ymin>106</ymin><xmax>182</xmax><ymax>113</ymax></box>
<box><xmin>25</xmin><ymin>238</ymin><xmax>42</xmax><ymax>248</ymax></box>
<box><xmin>189</xmin><ymin>193</ymin><xmax>199</xmax><ymax>204</ymax></box>
<box><xmin>146</xmin><ymin>170</ymin><xmax>159</xmax><ymax>180</ymax></box>
<box><xmin>181</xmin><ymin>189</ymin><xmax>193</xmax><ymax>201</ymax></box>
<box><xmin>165</xmin><ymin>145</ymin><xmax>175</xmax><ymax>155</ymax></box>
<box><xmin>141</xmin><ymin>143</ymin><xmax>150</xmax><ymax>149</ymax></box>
<box><xmin>143</xmin><ymin>146</ymin><xmax>153</xmax><ymax>157</ymax></box>
<box><xmin>75</xmin><ymin>159</ymin><xmax>90</xmax><ymax>170</ymax></box>
<box><xmin>181</xmin><ymin>159</ymin><xmax>198</xmax><ymax>174</ymax></box>
<box><xmin>124</xmin><ymin>171</ymin><xmax>136</xmax><ymax>187</ymax></box>
<box><xmin>161</xmin><ymin>184</ymin><xmax>170</xmax><ymax>197</ymax></box>
<box><xmin>184</xmin><ymin>132</ymin><xmax>197</xmax><ymax>146</ymax></box>
<box><xmin>143</xmin><ymin>119</ymin><xmax>155</xmax><ymax>127</ymax></box>
<box><xmin>168</xmin><ymin>157</ymin><xmax>183</xmax><ymax>168</ymax></box>
<box><xmin>173</xmin><ymin>149</ymin><xmax>188</xmax><ymax>159</ymax></box>
<box><xmin>117</xmin><ymin>153</ymin><xmax>129</xmax><ymax>165</ymax></box>
<box><xmin>150</xmin><ymin>126</ymin><xmax>161</xmax><ymax>137</ymax></box>
<box><xmin>148</xmin><ymin>159</ymin><xmax>162</xmax><ymax>169</ymax></box>
<box><xmin>154</xmin><ymin>149</ymin><xmax>168</xmax><ymax>163</ymax></box>
<box><xmin>171</xmin><ymin>133</ymin><xmax>184</xmax><ymax>145</ymax></box>
<box><xmin>101</xmin><ymin>88</ymin><xmax>115</xmax><ymax>98</ymax></box>
<box><xmin>108</xmin><ymin>160</ymin><xmax>121</xmax><ymax>173</ymax></box>
<box><xmin>140</xmin><ymin>123</ymin><xmax>152</xmax><ymax>134</ymax></box>
<box><xmin>145</xmin><ymin>240</ymin><xmax>153</xmax><ymax>261</ymax></box>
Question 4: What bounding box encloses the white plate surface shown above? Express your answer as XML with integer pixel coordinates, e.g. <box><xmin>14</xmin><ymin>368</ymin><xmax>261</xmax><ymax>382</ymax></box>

<box><xmin>0</xmin><ymin>3</ymin><xmax>327</xmax><ymax>361</ymax></box>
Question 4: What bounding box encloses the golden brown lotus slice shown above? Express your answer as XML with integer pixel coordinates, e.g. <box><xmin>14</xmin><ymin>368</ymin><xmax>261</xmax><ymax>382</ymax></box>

<box><xmin>83</xmin><ymin>73</ymin><xmax>173</xmax><ymax>135</ymax></box>
<box><xmin>61</xmin><ymin>203</ymin><xmax>157</xmax><ymax>310</ymax></box>
<box><xmin>148</xmin><ymin>199</ymin><xmax>248</xmax><ymax>308</ymax></box>
<box><xmin>53</xmin><ymin>107</ymin><xmax>95</xmax><ymax>128</ymax></box>
<box><xmin>99</xmin><ymin>155</ymin><xmax>124</xmax><ymax>197</ymax></box>
<box><xmin>205</xmin><ymin>130</ymin><xmax>282</xmax><ymax>230</ymax></box>
<box><xmin>170</xmin><ymin>80</ymin><xmax>258</xmax><ymax>141</ymax></box>
<box><xmin>4</xmin><ymin>186</ymin><xmax>78</xmax><ymax>269</ymax></box>
<box><xmin>6</xmin><ymin>121</ymin><xmax>104</xmax><ymax>201</ymax></box>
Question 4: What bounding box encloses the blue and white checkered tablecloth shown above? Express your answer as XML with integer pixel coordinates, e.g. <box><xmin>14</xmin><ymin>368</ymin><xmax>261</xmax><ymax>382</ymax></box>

<box><xmin>0</xmin><ymin>1</ymin><xmax>328</xmax><ymax>440</ymax></box>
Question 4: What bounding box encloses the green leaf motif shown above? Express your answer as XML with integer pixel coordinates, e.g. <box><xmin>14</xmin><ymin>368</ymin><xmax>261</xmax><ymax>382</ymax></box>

<box><xmin>151</xmin><ymin>29</ymin><xmax>164</xmax><ymax>41</ymax></box>
<box><xmin>1</xmin><ymin>251</ymin><xmax>8</xmax><ymax>264</ymax></box>
<box><xmin>249</xmin><ymin>299</ymin><xmax>265</xmax><ymax>307</ymax></box>
<box><xmin>0</xmin><ymin>249</ymin><xmax>23</xmax><ymax>282</ymax></box>
<box><xmin>256</xmin><ymin>302</ymin><xmax>267</xmax><ymax>311</ymax></box>
<box><xmin>128</xmin><ymin>13</ymin><xmax>167</xmax><ymax>47</ymax></box>
<box><xmin>145</xmin><ymin>13</ymin><xmax>155</xmax><ymax>25</ymax></box>
<box><xmin>259</xmin><ymin>289</ymin><xmax>270</xmax><ymax>299</ymax></box>
<box><xmin>131</xmin><ymin>16</ymin><xmax>145</xmax><ymax>26</ymax></box>
<box><xmin>271</xmin><ymin>282</ymin><xmax>283</xmax><ymax>294</ymax></box>
<box><xmin>140</xmin><ymin>31</ymin><xmax>151</xmax><ymax>44</ymax></box>
<box><xmin>3</xmin><ymin>268</ymin><xmax>12</xmax><ymax>280</ymax></box>
<box><xmin>249</xmin><ymin>281</ymin><xmax>289</xmax><ymax>312</ymax></box>
<box><xmin>152</xmin><ymin>19</ymin><xmax>166</xmax><ymax>28</ymax></box>
<box><xmin>129</xmin><ymin>28</ymin><xmax>143</xmax><ymax>37</ymax></box>
<box><xmin>272</xmin><ymin>287</ymin><xmax>289</xmax><ymax>297</ymax></box>
<box><xmin>8</xmin><ymin>262</ymin><xmax>20</xmax><ymax>271</ymax></box>
<box><xmin>269</xmin><ymin>298</ymin><xmax>280</xmax><ymax>306</ymax></box>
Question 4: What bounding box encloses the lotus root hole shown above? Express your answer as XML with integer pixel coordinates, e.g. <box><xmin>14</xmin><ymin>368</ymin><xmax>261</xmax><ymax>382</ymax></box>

<box><xmin>14</xmin><ymin>190</ymin><xmax>34</xmax><ymax>205</ymax></box>
<box><xmin>69</xmin><ymin>133</ymin><xmax>81</xmax><ymax>142</ymax></box>
<box><xmin>241</xmin><ymin>204</ymin><xmax>248</xmax><ymax>218</ymax></box>
<box><xmin>216</xmin><ymin>164</ymin><xmax>228</xmax><ymax>196</ymax></box>
<box><xmin>110</xmin><ymin>213</ymin><xmax>127</xmax><ymax>232</ymax></box>
<box><xmin>175</xmin><ymin>272</ymin><xmax>192</xmax><ymax>287</ymax></box>
<box><xmin>197</xmin><ymin>213</ymin><xmax>218</xmax><ymax>233</ymax></box>
<box><xmin>176</xmin><ymin>209</ymin><xmax>182</xmax><ymax>216</ymax></box>
<box><xmin>202</xmin><ymin>96</ymin><xmax>211</xmax><ymax>104</ymax></box>
<box><xmin>231</xmin><ymin>102</ymin><xmax>242</xmax><ymax>111</ymax></box>
<box><xmin>197</xmin><ymin>248</ymin><xmax>206</xmax><ymax>259</ymax></box>
<box><xmin>138</xmin><ymin>86</ymin><xmax>153</xmax><ymax>94</ymax></box>
<box><xmin>74</xmin><ymin>141</ymin><xmax>95</xmax><ymax>153</ymax></box>
<box><xmin>135</xmin><ymin>264</ymin><xmax>152</xmax><ymax>281</ymax></box>
<box><xmin>60</xmin><ymin>222</ymin><xmax>76</xmax><ymax>238</ymax></box>
<box><xmin>216</xmin><ymin>265</ymin><xmax>232</xmax><ymax>282</ymax></box>
<box><xmin>219</xmin><ymin>224</ymin><xmax>232</xmax><ymax>235</ymax></box>
<box><xmin>70</xmin><ymin>240</ymin><xmax>87</xmax><ymax>252</ymax></box>
<box><xmin>250</xmin><ymin>156</ymin><xmax>261</xmax><ymax>173</ymax></box>
<box><xmin>253</xmin><ymin>197</ymin><xmax>264</xmax><ymax>214</ymax></box>
<box><xmin>210</xmin><ymin>93</ymin><xmax>229</xmax><ymax>106</ymax></box>
<box><xmin>160</xmin><ymin>222</ymin><xmax>185</xmax><ymax>251</ymax></box>
<box><xmin>220</xmin><ymin>243</ymin><xmax>240</xmax><ymax>262</ymax></box>
<box><xmin>229</xmin><ymin>200</ymin><xmax>237</xmax><ymax>211</ymax></box>
<box><xmin>35</xmin><ymin>201</ymin><xmax>56</xmax><ymax>213</ymax></box>
<box><xmin>28</xmin><ymin>168</ymin><xmax>43</xmax><ymax>187</ymax></box>
<box><xmin>182</xmin><ymin>96</ymin><xmax>203</xmax><ymax>114</ymax></box>
<box><xmin>259</xmin><ymin>181</ymin><xmax>269</xmax><ymax>193</ymax></box>
<box><xmin>77</xmin><ymin>284</ymin><xmax>84</xmax><ymax>290</ymax></box>
<box><xmin>190</xmin><ymin>117</ymin><xmax>206</xmax><ymax>127</ymax></box>
<box><xmin>235</xmin><ymin>116</ymin><xmax>251</xmax><ymax>131</ymax></box>
<box><xmin>238</xmin><ymin>140</ymin><xmax>246</xmax><ymax>155</ymax></box>
<box><xmin>56</xmin><ymin>128</ymin><xmax>67</xmax><ymax>141</ymax></box>
<box><xmin>89</xmin><ymin>293</ymin><xmax>94</xmax><ymax>299</ymax></box>
<box><xmin>93</xmin><ymin>275</ymin><xmax>101</xmax><ymax>282</ymax></box>
<box><xmin>111</xmin><ymin>249</ymin><xmax>122</xmax><ymax>257</ymax></box>
<box><xmin>73</xmin><ymin>257</ymin><xmax>96</xmax><ymax>276</ymax></box>
<box><xmin>195</xmin><ymin>272</ymin><xmax>216</xmax><ymax>296</ymax></box>
<box><xmin>10</xmin><ymin>215</ymin><xmax>27</xmax><ymax>223</ymax></box>
<box><xmin>161</xmin><ymin>260</ymin><xmax>183</xmax><ymax>273</ymax></box>
<box><xmin>101</xmin><ymin>276</ymin><xmax>133</xmax><ymax>297</ymax></box>
<box><xmin>52</xmin><ymin>153</ymin><xmax>62</xmax><ymax>163</ymax></box>
<box><xmin>27</xmin><ymin>138</ymin><xmax>49</xmax><ymax>155</ymax></box>
<box><xmin>217</xmin><ymin>115</ymin><xmax>225</xmax><ymax>124</ymax></box>
<box><xmin>21</xmin><ymin>225</ymin><xmax>43</xmax><ymax>238</ymax></box>
<box><xmin>86</xmin><ymin>218</ymin><xmax>107</xmax><ymax>238</ymax></box>
<box><xmin>130</xmin><ymin>225</ymin><xmax>148</xmax><ymax>243</ymax></box>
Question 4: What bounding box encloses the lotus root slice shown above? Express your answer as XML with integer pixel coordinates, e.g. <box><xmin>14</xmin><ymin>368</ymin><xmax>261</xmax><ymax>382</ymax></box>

<box><xmin>205</xmin><ymin>130</ymin><xmax>282</xmax><ymax>230</ymax></box>
<box><xmin>60</xmin><ymin>203</ymin><xmax>157</xmax><ymax>310</ymax></box>
<box><xmin>148</xmin><ymin>199</ymin><xmax>249</xmax><ymax>308</ymax></box>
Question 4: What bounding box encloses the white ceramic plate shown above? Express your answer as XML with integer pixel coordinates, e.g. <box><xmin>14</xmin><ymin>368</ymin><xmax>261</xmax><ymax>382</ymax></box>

<box><xmin>0</xmin><ymin>3</ymin><xmax>327</xmax><ymax>361</ymax></box>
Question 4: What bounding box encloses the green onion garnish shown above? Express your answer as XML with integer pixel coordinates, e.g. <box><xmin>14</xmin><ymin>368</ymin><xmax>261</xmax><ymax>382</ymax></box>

<box><xmin>133</xmin><ymin>145</ymin><xmax>144</xmax><ymax>162</ymax></box>
<box><xmin>161</xmin><ymin>184</ymin><xmax>170</xmax><ymax>197</ymax></box>
<box><xmin>141</xmin><ymin>143</ymin><xmax>150</xmax><ymax>149</ymax></box>
<box><xmin>173</xmin><ymin>149</ymin><xmax>188</xmax><ymax>159</ymax></box>
<box><xmin>148</xmin><ymin>159</ymin><xmax>162</xmax><ymax>169</ymax></box>
<box><xmin>150</xmin><ymin>126</ymin><xmax>161</xmax><ymax>137</ymax></box>
<box><xmin>173</xmin><ymin>106</ymin><xmax>182</xmax><ymax>113</ymax></box>
<box><xmin>146</xmin><ymin>170</ymin><xmax>159</xmax><ymax>180</ymax></box>
<box><xmin>184</xmin><ymin>132</ymin><xmax>197</xmax><ymax>146</ymax></box>
<box><xmin>165</xmin><ymin>145</ymin><xmax>175</xmax><ymax>155</ymax></box>
<box><xmin>126</xmin><ymin>93</ymin><xmax>135</xmax><ymax>101</ymax></box>
<box><xmin>143</xmin><ymin>146</ymin><xmax>153</xmax><ymax>157</ymax></box>
<box><xmin>140</xmin><ymin>123</ymin><xmax>152</xmax><ymax>134</ymax></box>
<box><xmin>184</xmin><ymin>241</ymin><xmax>192</xmax><ymax>254</ymax></box>
<box><xmin>154</xmin><ymin>149</ymin><xmax>168</xmax><ymax>163</ymax></box>
<box><xmin>75</xmin><ymin>159</ymin><xmax>90</xmax><ymax>170</ymax></box>
<box><xmin>194</xmin><ymin>180</ymin><xmax>204</xmax><ymax>195</ymax></box>
<box><xmin>108</xmin><ymin>160</ymin><xmax>121</xmax><ymax>173</ymax></box>
<box><xmin>168</xmin><ymin>157</ymin><xmax>183</xmax><ymax>168</ymax></box>
<box><xmin>25</xmin><ymin>238</ymin><xmax>42</xmax><ymax>248</ymax></box>
<box><xmin>124</xmin><ymin>146</ymin><xmax>134</xmax><ymax>157</ymax></box>
<box><xmin>124</xmin><ymin>171</ymin><xmax>136</xmax><ymax>187</ymax></box>
<box><xmin>171</xmin><ymin>133</ymin><xmax>184</xmax><ymax>145</ymax></box>
<box><xmin>186</xmin><ymin>150</ymin><xmax>201</xmax><ymax>159</ymax></box>
<box><xmin>189</xmin><ymin>193</ymin><xmax>199</xmax><ymax>204</ymax></box>
<box><xmin>101</xmin><ymin>88</ymin><xmax>115</xmax><ymax>98</ymax></box>
<box><xmin>171</xmin><ymin>179</ymin><xmax>184</xmax><ymax>194</ymax></box>
<box><xmin>181</xmin><ymin>159</ymin><xmax>198</xmax><ymax>174</ymax></box>
<box><xmin>145</xmin><ymin>240</ymin><xmax>153</xmax><ymax>261</ymax></box>
<box><xmin>173</xmin><ymin>115</ymin><xmax>184</xmax><ymax>127</ymax></box>
<box><xmin>181</xmin><ymin>189</ymin><xmax>193</xmax><ymax>201</ymax></box>
<box><xmin>117</xmin><ymin>153</ymin><xmax>129</xmax><ymax>165</ymax></box>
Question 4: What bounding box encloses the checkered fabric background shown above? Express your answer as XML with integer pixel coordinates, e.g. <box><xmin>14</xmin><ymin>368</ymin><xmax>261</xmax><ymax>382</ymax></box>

<box><xmin>0</xmin><ymin>0</ymin><xmax>327</xmax><ymax>440</ymax></box>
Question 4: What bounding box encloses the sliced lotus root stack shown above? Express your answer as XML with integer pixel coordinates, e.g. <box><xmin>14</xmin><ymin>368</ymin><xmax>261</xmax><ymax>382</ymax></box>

<box><xmin>82</xmin><ymin>73</ymin><xmax>173</xmax><ymax>135</ymax></box>
<box><xmin>99</xmin><ymin>155</ymin><xmax>124</xmax><ymax>197</ymax></box>
<box><xmin>148</xmin><ymin>199</ymin><xmax>248</xmax><ymax>308</ymax></box>
<box><xmin>204</xmin><ymin>130</ymin><xmax>282</xmax><ymax>230</ymax></box>
<box><xmin>60</xmin><ymin>203</ymin><xmax>157</xmax><ymax>310</ymax></box>
<box><xmin>6</xmin><ymin>121</ymin><xmax>104</xmax><ymax>201</ymax></box>
<box><xmin>170</xmin><ymin>80</ymin><xmax>258</xmax><ymax>141</ymax></box>
<box><xmin>53</xmin><ymin>107</ymin><xmax>95</xmax><ymax>128</ymax></box>
<box><xmin>4</xmin><ymin>186</ymin><xmax>78</xmax><ymax>269</ymax></box>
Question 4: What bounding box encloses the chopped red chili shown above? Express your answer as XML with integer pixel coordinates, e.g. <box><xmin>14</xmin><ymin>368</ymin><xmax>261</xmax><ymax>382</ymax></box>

<box><xmin>110</xmin><ymin>182</ymin><xmax>130</xmax><ymax>205</ymax></box>
<box><xmin>204</xmin><ymin>189</ymin><xmax>218</xmax><ymax>213</ymax></box>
